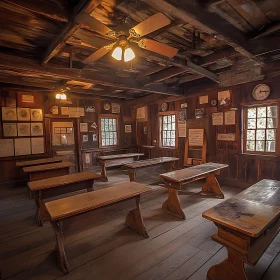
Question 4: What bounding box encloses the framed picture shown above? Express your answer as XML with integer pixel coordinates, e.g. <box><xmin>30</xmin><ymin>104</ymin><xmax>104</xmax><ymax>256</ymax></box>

<box><xmin>30</xmin><ymin>109</ymin><xmax>43</xmax><ymax>121</ymax></box>
<box><xmin>31</xmin><ymin>137</ymin><xmax>45</xmax><ymax>154</ymax></box>
<box><xmin>3</xmin><ymin>123</ymin><xmax>17</xmax><ymax>137</ymax></box>
<box><xmin>14</xmin><ymin>138</ymin><xmax>31</xmax><ymax>156</ymax></box>
<box><xmin>60</xmin><ymin>128</ymin><xmax>67</xmax><ymax>134</ymax></box>
<box><xmin>66</xmin><ymin>127</ymin><xmax>73</xmax><ymax>134</ymax></box>
<box><xmin>17</xmin><ymin>108</ymin><xmax>30</xmax><ymax>121</ymax></box>
<box><xmin>195</xmin><ymin>108</ymin><xmax>205</xmax><ymax>119</ymax></box>
<box><xmin>31</xmin><ymin>123</ymin><xmax>43</xmax><ymax>136</ymax></box>
<box><xmin>2</xmin><ymin>107</ymin><xmax>17</xmax><ymax>121</ymax></box>
<box><xmin>136</xmin><ymin>106</ymin><xmax>147</xmax><ymax>120</ymax></box>
<box><xmin>18</xmin><ymin>123</ymin><xmax>31</xmax><ymax>137</ymax></box>
<box><xmin>54</xmin><ymin>127</ymin><xmax>61</xmax><ymax>134</ymax></box>
<box><xmin>112</xmin><ymin>103</ymin><xmax>120</xmax><ymax>114</ymax></box>
<box><xmin>125</xmin><ymin>124</ymin><xmax>132</xmax><ymax>133</ymax></box>
<box><xmin>83</xmin><ymin>134</ymin><xmax>88</xmax><ymax>142</ymax></box>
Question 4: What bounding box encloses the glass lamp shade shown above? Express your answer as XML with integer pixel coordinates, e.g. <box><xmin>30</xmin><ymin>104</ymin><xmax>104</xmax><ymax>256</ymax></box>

<box><xmin>124</xmin><ymin>47</ymin><xmax>135</xmax><ymax>62</ymax></box>
<box><xmin>60</xmin><ymin>93</ymin><xmax>67</xmax><ymax>100</ymax></box>
<box><xmin>55</xmin><ymin>93</ymin><xmax>61</xmax><ymax>99</ymax></box>
<box><xmin>111</xmin><ymin>47</ymin><xmax>122</xmax><ymax>61</ymax></box>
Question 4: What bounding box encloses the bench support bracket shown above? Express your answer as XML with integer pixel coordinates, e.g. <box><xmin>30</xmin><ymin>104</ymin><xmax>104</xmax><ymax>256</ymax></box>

<box><xmin>200</xmin><ymin>173</ymin><xmax>224</xmax><ymax>199</ymax></box>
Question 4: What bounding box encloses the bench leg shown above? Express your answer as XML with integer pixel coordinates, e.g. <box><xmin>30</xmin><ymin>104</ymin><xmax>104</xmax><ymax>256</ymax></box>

<box><xmin>165</xmin><ymin>161</ymin><xmax>174</xmax><ymax>172</ymax></box>
<box><xmin>207</xmin><ymin>249</ymin><xmax>248</xmax><ymax>280</ymax></box>
<box><xmin>200</xmin><ymin>173</ymin><xmax>224</xmax><ymax>199</ymax></box>
<box><xmin>100</xmin><ymin>161</ymin><xmax>108</xmax><ymax>182</ymax></box>
<box><xmin>33</xmin><ymin>192</ymin><xmax>43</xmax><ymax>226</ymax></box>
<box><xmin>162</xmin><ymin>188</ymin><xmax>186</xmax><ymax>220</ymax></box>
<box><xmin>125</xmin><ymin>196</ymin><xmax>149</xmax><ymax>238</ymax></box>
<box><xmin>128</xmin><ymin>169</ymin><xmax>136</xmax><ymax>182</ymax></box>
<box><xmin>51</xmin><ymin>221</ymin><xmax>70</xmax><ymax>274</ymax></box>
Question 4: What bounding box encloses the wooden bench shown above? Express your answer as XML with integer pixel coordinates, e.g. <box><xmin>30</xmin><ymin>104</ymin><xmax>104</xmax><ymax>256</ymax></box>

<box><xmin>45</xmin><ymin>182</ymin><xmax>151</xmax><ymax>274</ymax></box>
<box><xmin>16</xmin><ymin>157</ymin><xmax>66</xmax><ymax>168</ymax></box>
<box><xmin>123</xmin><ymin>157</ymin><xmax>179</xmax><ymax>182</ymax></box>
<box><xmin>160</xmin><ymin>162</ymin><xmax>228</xmax><ymax>219</ymax></box>
<box><xmin>23</xmin><ymin>161</ymin><xmax>74</xmax><ymax>181</ymax></box>
<box><xmin>202</xmin><ymin>179</ymin><xmax>280</xmax><ymax>280</ymax></box>
<box><xmin>97</xmin><ymin>153</ymin><xmax>144</xmax><ymax>181</ymax></box>
<box><xmin>28</xmin><ymin>171</ymin><xmax>101</xmax><ymax>226</ymax></box>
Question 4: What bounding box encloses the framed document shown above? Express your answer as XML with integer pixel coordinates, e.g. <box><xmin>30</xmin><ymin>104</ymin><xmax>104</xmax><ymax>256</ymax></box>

<box><xmin>31</xmin><ymin>137</ymin><xmax>45</xmax><ymax>154</ymax></box>
<box><xmin>125</xmin><ymin>125</ymin><xmax>132</xmax><ymax>133</ymax></box>
<box><xmin>31</xmin><ymin>123</ymin><xmax>43</xmax><ymax>136</ymax></box>
<box><xmin>0</xmin><ymin>139</ymin><xmax>14</xmax><ymax>157</ymax></box>
<box><xmin>2</xmin><ymin>107</ymin><xmax>17</xmax><ymax>121</ymax></box>
<box><xmin>14</xmin><ymin>138</ymin><xmax>31</xmax><ymax>156</ymax></box>
<box><xmin>18</xmin><ymin>123</ymin><xmax>31</xmax><ymax>136</ymax></box>
<box><xmin>17</xmin><ymin>108</ymin><xmax>30</xmax><ymax>121</ymax></box>
<box><xmin>30</xmin><ymin>109</ymin><xmax>43</xmax><ymax>121</ymax></box>
<box><xmin>3</xmin><ymin>123</ymin><xmax>17</xmax><ymax>137</ymax></box>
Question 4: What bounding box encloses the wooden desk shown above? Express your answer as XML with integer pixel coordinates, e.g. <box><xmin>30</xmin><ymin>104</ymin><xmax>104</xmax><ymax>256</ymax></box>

<box><xmin>160</xmin><ymin>162</ymin><xmax>228</xmax><ymax>219</ymax></box>
<box><xmin>123</xmin><ymin>157</ymin><xmax>179</xmax><ymax>182</ymax></box>
<box><xmin>16</xmin><ymin>157</ymin><xmax>66</xmax><ymax>168</ymax></box>
<box><xmin>97</xmin><ymin>153</ymin><xmax>144</xmax><ymax>181</ymax></box>
<box><xmin>139</xmin><ymin>145</ymin><xmax>155</xmax><ymax>159</ymax></box>
<box><xmin>23</xmin><ymin>161</ymin><xmax>74</xmax><ymax>181</ymax></box>
<box><xmin>45</xmin><ymin>182</ymin><xmax>151</xmax><ymax>274</ymax></box>
<box><xmin>203</xmin><ymin>179</ymin><xmax>280</xmax><ymax>280</ymax></box>
<box><xmin>28</xmin><ymin>172</ymin><xmax>101</xmax><ymax>226</ymax></box>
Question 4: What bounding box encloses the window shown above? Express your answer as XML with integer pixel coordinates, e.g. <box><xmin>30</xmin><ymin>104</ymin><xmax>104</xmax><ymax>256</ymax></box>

<box><xmin>101</xmin><ymin>117</ymin><xmax>117</xmax><ymax>146</ymax></box>
<box><xmin>161</xmin><ymin>114</ymin><xmax>176</xmax><ymax>147</ymax></box>
<box><xmin>244</xmin><ymin>105</ymin><xmax>277</xmax><ymax>153</ymax></box>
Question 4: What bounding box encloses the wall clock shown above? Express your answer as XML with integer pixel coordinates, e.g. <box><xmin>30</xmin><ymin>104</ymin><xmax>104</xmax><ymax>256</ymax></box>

<box><xmin>161</xmin><ymin>102</ymin><xmax>168</xmax><ymax>112</ymax></box>
<box><xmin>211</xmin><ymin>100</ymin><xmax>217</xmax><ymax>106</ymax></box>
<box><xmin>103</xmin><ymin>103</ymin><xmax>111</xmax><ymax>111</ymax></box>
<box><xmin>252</xmin><ymin>84</ymin><xmax>271</xmax><ymax>100</ymax></box>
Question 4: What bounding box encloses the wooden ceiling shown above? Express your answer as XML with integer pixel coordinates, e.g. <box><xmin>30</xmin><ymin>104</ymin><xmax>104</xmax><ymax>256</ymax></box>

<box><xmin>1</xmin><ymin>0</ymin><xmax>280</xmax><ymax>100</ymax></box>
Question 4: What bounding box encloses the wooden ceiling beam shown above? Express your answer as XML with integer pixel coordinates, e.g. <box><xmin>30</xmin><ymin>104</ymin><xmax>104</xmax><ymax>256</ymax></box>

<box><xmin>42</xmin><ymin>0</ymin><xmax>102</xmax><ymax>65</ymax></box>
<box><xmin>0</xmin><ymin>54</ymin><xmax>183</xmax><ymax>96</ymax></box>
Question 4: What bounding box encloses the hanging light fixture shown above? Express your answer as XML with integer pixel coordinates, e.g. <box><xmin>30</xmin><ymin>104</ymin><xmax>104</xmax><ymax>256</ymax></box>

<box><xmin>111</xmin><ymin>46</ymin><xmax>122</xmax><ymax>61</ymax></box>
<box><xmin>60</xmin><ymin>93</ymin><xmax>67</xmax><ymax>100</ymax></box>
<box><xmin>56</xmin><ymin>89</ymin><xmax>67</xmax><ymax>100</ymax></box>
<box><xmin>55</xmin><ymin>93</ymin><xmax>61</xmax><ymax>99</ymax></box>
<box><xmin>111</xmin><ymin>36</ymin><xmax>135</xmax><ymax>62</ymax></box>
<box><xmin>124</xmin><ymin>47</ymin><xmax>135</xmax><ymax>62</ymax></box>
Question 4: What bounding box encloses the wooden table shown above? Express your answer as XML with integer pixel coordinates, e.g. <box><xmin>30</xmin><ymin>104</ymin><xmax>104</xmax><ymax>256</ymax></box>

<box><xmin>160</xmin><ymin>162</ymin><xmax>228</xmax><ymax>219</ymax></box>
<box><xmin>97</xmin><ymin>153</ymin><xmax>144</xmax><ymax>181</ymax></box>
<box><xmin>203</xmin><ymin>179</ymin><xmax>280</xmax><ymax>280</ymax></box>
<box><xmin>16</xmin><ymin>157</ymin><xmax>66</xmax><ymax>168</ymax></box>
<box><xmin>23</xmin><ymin>161</ymin><xmax>74</xmax><ymax>181</ymax></box>
<box><xmin>45</xmin><ymin>182</ymin><xmax>151</xmax><ymax>274</ymax></box>
<box><xmin>28</xmin><ymin>171</ymin><xmax>101</xmax><ymax>226</ymax></box>
<box><xmin>123</xmin><ymin>157</ymin><xmax>179</xmax><ymax>182</ymax></box>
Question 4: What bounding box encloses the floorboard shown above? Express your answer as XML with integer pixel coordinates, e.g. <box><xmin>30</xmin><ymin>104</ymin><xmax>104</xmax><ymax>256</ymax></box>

<box><xmin>0</xmin><ymin>168</ymin><xmax>279</xmax><ymax>280</ymax></box>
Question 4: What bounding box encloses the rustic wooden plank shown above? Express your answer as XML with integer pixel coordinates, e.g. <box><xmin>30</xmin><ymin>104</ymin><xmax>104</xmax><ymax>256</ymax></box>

<box><xmin>16</xmin><ymin>157</ymin><xmax>66</xmax><ymax>167</ymax></box>
<box><xmin>23</xmin><ymin>162</ymin><xmax>74</xmax><ymax>173</ymax></box>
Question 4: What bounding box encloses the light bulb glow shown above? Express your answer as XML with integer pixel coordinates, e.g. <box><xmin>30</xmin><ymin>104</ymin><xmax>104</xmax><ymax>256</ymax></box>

<box><xmin>56</xmin><ymin>93</ymin><xmax>61</xmax><ymax>99</ymax></box>
<box><xmin>111</xmin><ymin>47</ymin><xmax>122</xmax><ymax>60</ymax></box>
<box><xmin>124</xmin><ymin>47</ymin><xmax>135</xmax><ymax>62</ymax></box>
<box><xmin>60</xmin><ymin>93</ymin><xmax>67</xmax><ymax>100</ymax></box>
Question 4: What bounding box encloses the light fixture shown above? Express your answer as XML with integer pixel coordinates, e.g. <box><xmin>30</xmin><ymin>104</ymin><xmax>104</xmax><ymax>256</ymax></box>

<box><xmin>56</xmin><ymin>93</ymin><xmax>61</xmax><ymax>99</ymax></box>
<box><xmin>111</xmin><ymin>46</ymin><xmax>122</xmax><ymax>61</ymax></box>
<box><xmin>60</xmin><ymin>93</ymin><xmax>67</xmax><ymax>100</ymax></box>
<box><xmin>124</xmin><ymin>47</ymin><xmax>135</xmax><ymax>62</ymax></box>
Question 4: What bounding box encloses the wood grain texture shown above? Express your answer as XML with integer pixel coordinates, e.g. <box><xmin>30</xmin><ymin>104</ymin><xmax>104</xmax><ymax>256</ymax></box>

<box><xmin>123</xmin><ymin>157</ymin><xmax>179</xmax><ymax>169</ymax></box>
<box><xmin>97</xmin><ymin>153</ymin><xmax>144</xmax><ymax>160</ymax></box>
<box><xmin>16</xmin><ymin>156</ymin><xmax>66</xmax><ymax>167</ymax></box>
<box><xmin>23</xmin><ymin>161</ymin><xmax>74</xmax><ymax>173</ymax></box>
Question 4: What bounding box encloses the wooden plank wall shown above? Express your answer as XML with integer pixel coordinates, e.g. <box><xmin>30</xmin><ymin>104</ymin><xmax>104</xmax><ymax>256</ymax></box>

<box><xmin>136</xmin><ymin>77</ymin><xmax>280</xmax><ymax>187</ymax></box>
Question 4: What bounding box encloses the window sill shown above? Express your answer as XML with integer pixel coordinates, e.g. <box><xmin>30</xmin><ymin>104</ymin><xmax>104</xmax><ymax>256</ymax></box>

<box><xmin>237</xmin><ymin>153</ymin><xmax>279</xmax><ymax>161</ymax></box>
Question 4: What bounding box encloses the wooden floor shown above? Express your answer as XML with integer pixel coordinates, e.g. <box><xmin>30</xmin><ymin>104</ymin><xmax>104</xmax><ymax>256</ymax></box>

<box><xmin>1</xmin><ymin>168</ymin><xmax>280</xmax><ymax>280</ymax></box>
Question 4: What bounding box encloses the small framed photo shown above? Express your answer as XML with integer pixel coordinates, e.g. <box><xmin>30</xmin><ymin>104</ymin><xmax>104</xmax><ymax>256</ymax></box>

<box><xmin>83</xmin><ymin>134</ymin><xmax>88</xmax><ymax>142</ymax></box>
<box><xmin>17</xmin><ymin>108</ymin><xmax>30</xmax><ymax>121</ymax></box>
<box><xmin>66</xmin><ymin>127</ymin><xmax>73</xmax><ymax>134</ymax></box>
<box><xmin>125</xmin><ymin>124</ymin><xmax>132</xmax><ymax>133</ymax></box>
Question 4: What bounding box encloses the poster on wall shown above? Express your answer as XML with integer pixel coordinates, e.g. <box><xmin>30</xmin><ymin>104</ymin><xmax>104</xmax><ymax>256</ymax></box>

<box><xmin>199</xmin><ymin>95</ymin><xmax>208</xmax><ymax>104</ymax></box>
<box><xmin>3</xmin><ymin>123</ymin><xmax>17</xmax><ymax>137</ymax></box>
<box><xmin>136</xmin><ymin>106</ymin><xmax>147</xmax><ymax>120</ymax></box>
<box><xmin>0</xmin><ymin>139</ymin><xmax>14</xmax><ymax>157</ymax></box>
<box><xmin>189</xmin><ymin>129</ymin><xmax>204</xmax><ymax>146</ymax></box>
<box><xmin>61</xmin><ymin>107</ymin><xmax>69</xmax><ymax>115</ymax></box>
<box><xmin>112</xmin><ymin>103</ymin><xmax>120</xmax><ymax>114</ymax></box>
<box><xmin>217</xmin><ymin>133</ymin><xmax>236</xmax><ymax>141</ymax></box>
<box><xmin>212</xmin><ymin>112</ymin><xmax>224</xmax><ymax>125</ymax></box>
<box><xmin>125</xmin><ymin>125</ymin><xmax>132</xmax><ymax>133</ymax></box>
<box><xmin>80</xmin><ymin>123</ymin><xmax>88</xmax><ymax>132</ymax></box>
<box><xmin>31</xmin><ymin>137</ymin><xmax>45</xmax><ymax>154</ymax></box>
<box><xmin>17</xmin><ymin>123</ymin><xmax>31</xmax><ymax>137</ymax></box>
<box><xmin>2</xmin><ymin>107</ymin><xmax>17</xmax><ymax>121</ymax></box>
<box><xmin>178</xmin><ymin>122</ymin><xmax>186</xmax><ymax>137</ymax></box>
<box><xmin>224</xmin><ymin>111</ymin><xmax>236</xmax><ymax>125</ymax></box>
<box><xmin>14</xmin><ymin>138</ymin><xmax>31</xmax><ymax>156</ymax></box>
<box><xmin>17</xmin><ymin>108</ymin><xmax>30</xmax><ymax>121</ymax></box>
<box><xmin>178</xmin><ymin>109</ymin><xmax>187</xmax><ymax>122</ymax></box>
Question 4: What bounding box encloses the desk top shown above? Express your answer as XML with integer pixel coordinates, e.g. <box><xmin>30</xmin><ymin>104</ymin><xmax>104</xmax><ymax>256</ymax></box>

<box><xmin>160</xmin><ymin>162</ymin><xmax>228</xmax><ymax>183</ymax></box>
<box><xmin>203</xmin><ymin>179</ymin><xmax>280</xmax><ymax>237</ymax></box>
<box><xmin>45</xmin><ymin>182</ymin><xmax>151</xmax><ymax>221</ymax></box>
<box><xmin>97</xmin><ymin>153</ymin><xmax>144</xmax><ymax>160</ymax></box>
<box><xmin>123</xmin><ymin>157</ymin><xmax>179</xmax><ymax>169</ymax></box>
<box><xmin>28</xmin><ymin>171</ymin><xmax>101</xmax><ymax>191</ymax></box>
<box><xmin>16</xmin><ymin>157</ymin><xmax>65</xmax><ymax>167</ymax></box>
<box><xmin>23</xmin><ymin>161</ymin><xmax>74</xmax><ymax>173</ymax></box>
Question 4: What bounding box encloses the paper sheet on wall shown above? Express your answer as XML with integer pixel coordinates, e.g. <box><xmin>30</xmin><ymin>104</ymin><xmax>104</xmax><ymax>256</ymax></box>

<box><xmin>212</xmin><ymin>112</ymin><xmax>224</xmax><ymax>125</ymax></box>
<box><xmin>225</xmin><ymin>111</ymin><xmax>236</xmax><ymax>125</ymax></box>
<box><xmin>80</xmin><ymin>123</ymin><xmax>88</xmax><ymax>132</ymax></box>
<box><xmin>31</xmin><ymin>137</ymin><xmax>45</xmax><ymax>154</ymax></box>
<box><xmin>14</xmin><ymin>138</ymin><xmax>31</xmax><ymax>156</ymax></box>
<box><xmin>0</xmin><ymin>139</ymin><xmax>14</xmax><ymax>157</ymax></box>
<box><xmin>217</xmin><ymin>134</ymin><xmax>236</xmax><ymax>141</ymax></box>
<box><xmin>61</xmin><ymin>107</ymin><xmax>69</xmax><ymax>115</ymax></box>
<box><xmin>199</xmin><ymin>95</ymin><xmax>208</xmax><ymax>104</ymax></box>
<box><xmin>178</xmin><ymin>122</ymin><xmax>186</xmax><ymax>137</ymax></box>
<box><xmin>189</xmin><ymin>129</ymin><xmax>204</xmax><ymax>146</ymax></box>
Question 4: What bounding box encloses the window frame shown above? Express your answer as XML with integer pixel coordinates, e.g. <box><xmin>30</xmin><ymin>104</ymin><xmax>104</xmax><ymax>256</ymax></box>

<box><xmin>99</xmin><ymin>114</ymin><xmax>119</xmax><ymax>148</ymax></box>
<box><xmin>158</xmin><ymin>111</ymin><xmax>178</xmax><ymax>149</ymax></box>
<box><xmin>243</xmin><ymin>103</ymin><xmax>279</xmax><ymax>155</ymax></box>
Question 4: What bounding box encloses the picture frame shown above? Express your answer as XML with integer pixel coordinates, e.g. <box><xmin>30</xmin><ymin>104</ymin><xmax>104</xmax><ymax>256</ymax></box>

<box><xmin>17</xmin><ymin>108</ymin><xmax>30</xmax><ymax>121</ymax></box>
<box><xmin>30</xmin><ymin>109</ymin><xmax>43</xmax><ymax>121</ymax></box>
<box><xmin>2</xmin><ymin>107</ymin><xmax>17</xmax><ymax>121</ymax></box>
<box><xmin>125</xmin><ymin>124</ymin><xmax>132</xmax><ymax>133</ymax></box>
<box><xmin>3</xmin><ymin>123</ymin><xmax>17</xmax><ymax>137</ymax></box>
<box><xmin>31</xmin><ymin>123</ymin><xmax>43</xmax><ymax>136</ymax></box>
<box><xmin>18</xmin><ymin>123</ymin><xmax>31</xmax><ymax>136</ymax></box>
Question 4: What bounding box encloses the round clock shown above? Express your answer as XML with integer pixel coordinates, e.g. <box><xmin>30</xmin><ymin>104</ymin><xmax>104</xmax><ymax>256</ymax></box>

<box><xmin>161</xmin><ymin>102</ymin><xmax>168</xmax><ymax>112</ymax></box>
<box><xmin>252</xmin><ymin>84</ymin><xmax>271</xmax><ymax>100</ymax></box>
<box><xmin>104</xmin><ymin>103</ymin><xmax>111</xmax><ymax>111</ymax></box>
<box><xmin>211</xmin><ymin>100</ymin><xmax>217</xmax><ymax>106</ymax></box>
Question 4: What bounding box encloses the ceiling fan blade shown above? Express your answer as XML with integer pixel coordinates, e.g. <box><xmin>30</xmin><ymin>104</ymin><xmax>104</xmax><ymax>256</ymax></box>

<box><xmin>83</xmin><ymin>44</ymin><xmax>115</xmax><ymax>64</ymax></box>
<box><xmin>76</xmin><ymin>13</ymin><xmax>116</xmax><ymax>39</ymax></box>
<box><xmin>138</xmin><ymin>39</ymin><xmax>178</xmax><ymax>58</ymax></box>
<box><xmin>129</xmin><ymin>13</ymin><xmax>171</xmax><ymax>38</ymax></box>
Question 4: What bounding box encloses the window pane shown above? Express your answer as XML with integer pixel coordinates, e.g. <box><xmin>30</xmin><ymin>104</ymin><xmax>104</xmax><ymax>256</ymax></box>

<box><xmin>267</xmin><ymin>118</ymin><xmax>277</xmax><ymax>128</ymax></box>
<box><xmin>246</xmin><ymin>141</ymin><xmax>255</xmax><ymax>151</ymax></box>
<box><xmin>247</xmin><ymin>119</ymin><xmax>256</xmax><ymax>129</ymax></box>
<box><xmin>163</xmin><ymin>116</ymin><xmax>167</xmax><ymax>123</ymax></box>
<box><xmin>247</xmin><ymin>130</ymin><xmax>255</xmax><ymax>140</ymax></box>
<box><xmin>101</xmin><ymin>118</ymin><xmax>117</xmax><ymax>146</ymax></box>
<box><xmin>161</xmin><ymin>114</ymin><xmax>176</xmax><ymax>147</ymax></box>
<box><xmin>256</xmin><ymin>130</ymin><xmax>265</xmax><ymax>140</ymax></box>
<box><xmin>256</xmin><ymin>141</ymin><xmax>265</xmax><ymax>151</ymax></box>
<box><xmin>172</xmin><ymin>115</ymin><xmax>175</xmax><ymax>122</ymax></box>
<box><xmin>167</xmin><ymin>116</ymin><xmax>171</xmax><ymax>123</ymax></box>
<box><xmin>257</xmin><ymin>118</ymin><xmax>266</xmax><ymax>128</ymax></box>
<box><xmin>248</xmin><ymin>108</ymin><xmax>256</xmax><ymax>118</ymax></box>
<box><xmin>171</xmin><ymin>139</ymin><xmax>175</xmax><ymax>146</ymax></box>
<box><xmin>267</xmin><ymin>106</ymin><xmax>277</xmax><ymax>117</ymax></box>
<box><xmin>257</xmin><ymin>107</ymin><xmax>266</xmax><ymax>118</ymax></box>
<box><xmin>266</xmin><ymin>141</ymin><xmax>275</xmax><ymax>152</ymax></box>
<box><xmin>266</xmin><ymin>129</ymin><xmax>276</xmax><ymax>140</ymax></box>
<box><xmin>163</xmin><ymin>123</ymin><xmax>167</xmax><ymax>130</ymax></box>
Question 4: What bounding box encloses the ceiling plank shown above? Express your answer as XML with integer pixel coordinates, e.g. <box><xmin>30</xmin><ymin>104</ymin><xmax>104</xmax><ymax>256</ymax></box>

<box><xmin>42</xmin><ymin>0</ymin><xmax>102</xmax><ymax>65</ymax></box>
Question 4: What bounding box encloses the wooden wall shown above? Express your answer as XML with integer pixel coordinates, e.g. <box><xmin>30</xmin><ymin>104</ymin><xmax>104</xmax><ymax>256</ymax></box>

<box><xmin>136</xmin><ymin>77</ymin><xmax>280</xmax><ymax>187</ymax></box>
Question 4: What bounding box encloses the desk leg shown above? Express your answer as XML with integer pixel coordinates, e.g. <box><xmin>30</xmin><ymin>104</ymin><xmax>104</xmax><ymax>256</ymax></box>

<box><xmin>200</xmin><ymin>173</ymin><xmax>224</xmax><ymax>199</ymax></box>
<box><xmin>162</xmin><ymin>188</ymin><xmax>186</xmax><ymax>220</ymax></box>
<box><xmin>166</xmin><ymin>161</ymin><xmax>174</xmax><ymax>172</ymax></box>
<box><xmin>51</xmin><ymin>221</ymin><xmax>70</xmax><ymax>274</ymax></box>
<box><xmin>100</xmin><ymin>161</ymin><xmax>108</xmax><ymax>182</ymax></box>
<box><xmin>125</xmin><ymin>196</ymin><xmax>149</xmax><ymax>238</ymax></box>
<box><xmin>33</xmin><ymin>192</ymin><xmax>43</xmax><ymax>226</ymax></box>
<box><xmin>207</xmin><ymin>249</ymin><xmax>248</xmax><ymax>280</ymax></box>
<box><xmin>128</xmin><ymin>169</ymin><xmax>136</xmax><ymax>182</ymax></box>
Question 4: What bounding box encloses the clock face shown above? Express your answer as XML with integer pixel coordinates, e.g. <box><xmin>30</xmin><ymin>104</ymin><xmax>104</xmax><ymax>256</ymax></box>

<box><xmin>104</xmin><ymin>103</ymin><xmax>111</xmax><ymax>111</ymax></box>
<box><xmin>252</xmin><ymin>84</ymin><xmax>271</xmax><ymax>101</ymax></box>
<box><xmin>211</xmin><ymin>100</ymin><xmax>217</xmax><ymax>106</ymax></box>
<box><xmin>161</xmin><ymin>102</ymin><xmax>168</xmax><ymax>112</ymax></box>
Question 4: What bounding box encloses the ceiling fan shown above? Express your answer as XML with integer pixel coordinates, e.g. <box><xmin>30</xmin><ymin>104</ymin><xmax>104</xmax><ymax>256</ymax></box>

<box><xmin>76</xmin><ymin>12</ymin><xmax>179</xmax><ymax>64</ymax></box>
